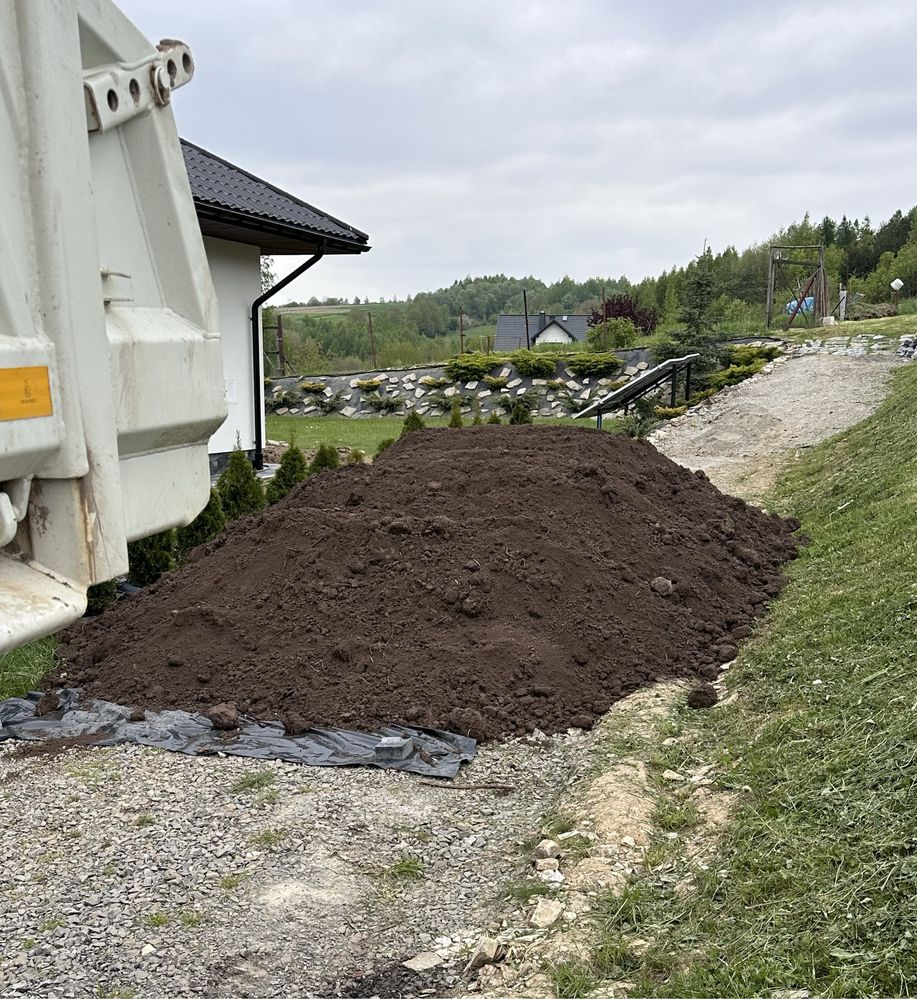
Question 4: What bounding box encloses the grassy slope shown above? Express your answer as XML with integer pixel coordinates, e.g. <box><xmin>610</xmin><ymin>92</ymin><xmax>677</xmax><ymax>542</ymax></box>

<box><xmin>593</xmin><ymin>360</ymin><xmax>917</xmax><ymax>998</ymax></box>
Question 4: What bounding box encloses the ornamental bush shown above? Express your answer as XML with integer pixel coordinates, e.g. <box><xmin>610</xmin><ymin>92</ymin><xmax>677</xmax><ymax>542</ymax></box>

<box><xmin>509</xmin><ymin>400</ymin><xmax>533</xmax><ymax>425</ymax></box>
<box><xmin>566</xmin><ymin>352</ymin><xmax>622</xmax><ymax>378</ymax></box>
<box><xmin>128</xmin><ymin>530</ymin><xmax>177</xmax><ymax>586</ymax></box>
<box><xmin>375</xmin><ymin>436</ymin><xmax>396</xmax><ymax>456</ymax></box>
<box><xmin>217</xmin><ymin>444</ymin><xmax>265</xmax><ymax>520</ymax></box>
<box><xmin>487</xmin><ymin>411</ymin><xmax>502</xmax><ymax>424</ymax></box>
<box><xmin>510</xmin><ymin>350</ymin><xmax>557</xmax><ymax>378</ymax></box>
<box><xmin>310</xmin><ymin>443</ymin><xmax>340</xmax><ymax>473</ymax></box>
<box><xmin>177</xmin><ymin>488</ymin><xmax>227</xmax><ymax>554</ymax></box>
<box><xmin>265</xmin><ymin>444</ymin><xmax>309</xmax><ymax>504</ymax></box>
<box><xmin>400</xmin><ymin>410</ymin><xmax>426</xmax><ymax>436</ymax></box>
<box><xmin>449</xmin><ymin>398</ymin><xmax>464</xmax><ymax>428</ymax></box>
<box><xmin>483</xmin><ymin>375</ymin><xmax>508</xmax><ymax>389</ymax></box>
<box><xmin>587</xmin><ymin>317</ymin><xmax>638</xmax><ymax>351</ymax></box>
<box><xmin>444</xmin><ymin>352</ymin><xmax>501</xmax><ymax>380</ymax></box>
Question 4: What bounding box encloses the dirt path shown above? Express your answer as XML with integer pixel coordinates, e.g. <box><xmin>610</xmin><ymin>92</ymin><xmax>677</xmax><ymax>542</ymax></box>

<box><xmin>649</xmin><ymin>353</ymin><xmax>898</xmax><ymax>500</ymax></box>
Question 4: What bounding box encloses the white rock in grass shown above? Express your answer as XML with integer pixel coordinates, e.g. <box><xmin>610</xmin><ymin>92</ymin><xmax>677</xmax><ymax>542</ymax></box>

<box><xmin>465</xmin><ymin>380</ymin><xmax>479</xmax><ymax>390</ymax></box>
<box><xmin>529</xmin><ymin>898</ymin><xmax>564</xmax><ymax>928</ymax></box>
<box><xmin>444</xmin><ymin>386</ymin><xmax>459</xmax><ymax>398</ymax></box>
<box><xmin>533</xmin><ymin>838</ymin><xmax>560</xmax><ymax>859</ymax></box>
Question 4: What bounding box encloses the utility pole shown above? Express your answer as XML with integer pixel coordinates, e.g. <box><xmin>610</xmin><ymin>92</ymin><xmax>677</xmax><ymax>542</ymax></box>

<box><xmin>459</xmin><ymin>310</ymin><xmax>465</xmax><ymax>353</ymax></box>
<box><xmin>367</xmin><ymin>310</ymin><xmax>377</xmax><ymax>370</ymax></box>
<box><xmin>522</xmin><ymin>288</ymin><xmax>531</xmax><ymax>350</ymax></box>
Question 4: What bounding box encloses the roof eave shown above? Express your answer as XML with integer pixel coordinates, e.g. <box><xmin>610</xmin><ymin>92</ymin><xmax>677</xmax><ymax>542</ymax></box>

<box><xmin>194</xmin><ymin>202</ymin><xmax>371</xmax><ymax>256</ymax></box>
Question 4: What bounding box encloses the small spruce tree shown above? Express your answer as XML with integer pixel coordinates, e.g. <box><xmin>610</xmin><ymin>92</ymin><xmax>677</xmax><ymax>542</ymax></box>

<box><xmin>400</xmin><ymin>410</ymin><xmax>426</xmax><ymax>437</ymax></box>
<box><xmin>128</xmin><ymin>530</ymin><xmax>177</xmax><ymax>586</ymax></box>
<box><xmin>375</xmin><ymin>436</ymin><xmax>396</xmax><ymax>456</ymax></box>
<box><xmin>217</xmin><ymin>439</ymin><xmax>266</xmax><ymax>520</ymax></box>
<box><xmin>86</xmin><ymin>579</ymin><xmax>118</xmax><ymax>615</ymax></box>
<box><xmin>471</xmin><ymin>398</ymin><xmax>483</xmax><ymax>425</ymax></box>
<box><xmin>449</xmin><ymin>398</ymin><xmax>464</xmax><ymax>428</ymax></box>
<box><xmin>265</xmin><ymin>442</ymin><xmax>309</xmax><ymax>504</ymax></box>
<box><xmin>177</xmin><ymin>489</ymin><xmax>227</xmax><ymax>556</ymax></box>
<box><xmin>310</xmin><ymin>443</ymin><xmax>340</xmax><ymax>473</ymax></box>
<box><xmin>487</xmin><ymin>411</ymin><xmax>502</xmax><ymax>425</ymax></box>
<box><xmin>509</xmin><ymin>400</ymin><xmax>533</xmax><ymax>425</ymax></box>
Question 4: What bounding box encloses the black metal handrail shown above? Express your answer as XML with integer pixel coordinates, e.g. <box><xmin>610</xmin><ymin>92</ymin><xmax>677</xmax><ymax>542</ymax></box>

<box><xmin>574</xmin><ymin>353</ymin><xmax>700</xmax><ymax>428</ymax></box>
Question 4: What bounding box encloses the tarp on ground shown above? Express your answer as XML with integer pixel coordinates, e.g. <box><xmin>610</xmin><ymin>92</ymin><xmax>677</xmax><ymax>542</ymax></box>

<box><xmin>0</xmin><ymin>690</ymin><xmax>476</xmax><ymax>777</ymax></box>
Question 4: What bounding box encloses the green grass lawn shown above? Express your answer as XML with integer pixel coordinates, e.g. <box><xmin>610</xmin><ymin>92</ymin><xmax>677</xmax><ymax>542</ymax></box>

<box><xmin>778</xmin><ymin>313</ymin><xmax>917</xmax><ymax>342</ymax></box>
<box><xmin>265</xmin><ymin>413</ymin><xmax>622</xmax><ymax>454</ymax></box>
<box><xmin>0</xmin><ymin>636</ymin><xmax>55</xmax><ymax>700</ymax></box>
<box><xmin>578</xmin><ymin>360</ymin><xmax>917</xmax><ymax>998</ymax></box>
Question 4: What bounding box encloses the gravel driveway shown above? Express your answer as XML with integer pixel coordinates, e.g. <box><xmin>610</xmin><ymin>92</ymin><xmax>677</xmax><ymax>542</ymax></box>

<box><xmin>650</xmin><ymin>352</ymin><xmax>898</xmax><ymax>500</ymax></box>
<box><xmin>0</xmin><ymin>729</ymin><xmax>590</xmax><ymax>999</ymax></box>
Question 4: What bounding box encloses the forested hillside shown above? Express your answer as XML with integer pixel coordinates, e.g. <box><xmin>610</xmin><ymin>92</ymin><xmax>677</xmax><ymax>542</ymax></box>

<box><xmin>269</xmin><ymin>206</ymin><xmax>917</xmax><ymax>374</ymax></box>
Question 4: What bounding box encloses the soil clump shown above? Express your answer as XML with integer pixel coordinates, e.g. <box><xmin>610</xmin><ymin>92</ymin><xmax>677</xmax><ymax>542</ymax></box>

<box><xmin>53</xmin><ymin>426</ymin><xmax>800</xmax><ymax>740</ymax></box>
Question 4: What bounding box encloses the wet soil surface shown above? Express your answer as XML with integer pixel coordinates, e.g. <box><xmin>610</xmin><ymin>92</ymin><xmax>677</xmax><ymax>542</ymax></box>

<box><xmin>54</xmin><ymin>426</ymin><xmax>800</xmax><ymax>739</ymax></box>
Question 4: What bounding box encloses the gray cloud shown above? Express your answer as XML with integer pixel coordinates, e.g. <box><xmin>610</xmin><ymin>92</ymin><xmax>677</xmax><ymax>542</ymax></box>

<box><xmin>116</xmin><ymin>0</ymin><xmax>917</xmax><ymax>301</ymax></box>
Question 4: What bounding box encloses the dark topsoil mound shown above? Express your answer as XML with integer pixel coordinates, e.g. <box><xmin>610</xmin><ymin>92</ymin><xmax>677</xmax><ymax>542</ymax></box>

<box><xmin>53</xmin><ymin>427</ymin><xmax>800</xmax><ymax>741</ymax></box>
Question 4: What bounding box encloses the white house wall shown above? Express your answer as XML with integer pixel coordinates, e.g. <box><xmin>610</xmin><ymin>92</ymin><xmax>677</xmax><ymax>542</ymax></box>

<box><xmin>533</xmin><ymin>323</ymin><xmax>573</xmax><ymax>345</ymax></box>
<box><xmin>203</xmin><ymin>237</ymin><xmax>262</xmax><ymax>456</ymax></box>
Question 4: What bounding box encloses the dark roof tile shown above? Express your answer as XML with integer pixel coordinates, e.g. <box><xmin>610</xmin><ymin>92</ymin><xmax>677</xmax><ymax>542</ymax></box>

<box><xmin>181</xmin><ymin>139</ymin><xmax>369</xmax><ymax>253</ymax></box>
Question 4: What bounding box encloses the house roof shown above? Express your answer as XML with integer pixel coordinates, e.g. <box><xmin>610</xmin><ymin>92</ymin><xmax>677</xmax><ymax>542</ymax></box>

<box><xmin>494</xmin><ymin>314</ymin><xmax>590</xmax><ymax>351</ymax></box>
<box><xmin>181</xmin><ymin>140</ymin><xmax>370</xmax><ymax>256</ymax></box>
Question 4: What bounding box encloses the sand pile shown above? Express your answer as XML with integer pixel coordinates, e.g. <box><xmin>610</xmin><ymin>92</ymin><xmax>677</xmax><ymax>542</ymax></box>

<box><xmin>54</xmin><ymin>427</ymin><xmax>800</xmax><ymax>740</ymax></box>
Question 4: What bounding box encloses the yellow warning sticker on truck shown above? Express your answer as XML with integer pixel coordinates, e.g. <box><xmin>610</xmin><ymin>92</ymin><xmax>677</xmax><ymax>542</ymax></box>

<box><xmin>0</xmin><ymin>366</ymin><xmax>53</xmax><ymax>421</ymax></box>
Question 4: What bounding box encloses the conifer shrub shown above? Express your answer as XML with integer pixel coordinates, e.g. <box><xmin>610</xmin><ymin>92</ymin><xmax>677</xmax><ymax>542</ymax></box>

<box><xmin>483</xmin><ymin>375</ymin><xmax>508</xmax><ymax>389</ymax></box>
<box><xmin>363</xmin><ymin>392</ymin><xmax>401</xmax><ymax>413</ymax></box>
<box><xmin>444</xmin><ymin>353</ymin><xmax>501</xmax><ymax>380</ymax></box>
<box><xmin>177</xmin><ymin>489</ymin><xmax>227</xmax><ymax>555</ymax></box>
<box><xmin>400</xmin><ymin>411</ymin><xmax>426</xmax><ymax>437</ymax></box>
<box><xmin>356</xmin><ymin>378</ymin><xmax>383</xmax><ymax>391</ymax></box>
<box><xmin>471</xmin><ymin>398</ymin><xmax>483</xmax><ymax>425</ymax></box>
<box><xmin>316</xmin><ymin>393</ymin><xmax>342</xmax><ymax>414</ymax></box>
<box><xmin>375</xmin><ymin>437</ymin><xmax>396</xmax><ymax>456</ymax></box>
<box><xmin>449</xmin><ymin>398</ymin><xmax>464</xmax><ymax>428</ymax></box>
<box><xmin>509</xmin><ymin>400</ymin><xmax>533</xmax><ymax>425</ymax></box>
<box><xmin>266</xmin><ymin>444</ymin><xmax>309</xmax><ymax>504</ymax></box>
<box><xmin>217</xmin><ymin>445</ymin><xmax>266</xmax><ymax>520</ymax></box>
<box><xmin>298</xmin><ymin>381</ymin><xmax>327</xmax><ymax>394</ymax></box>
<box><xmin>487</xmin><ymin>411</ymin><xmax>502</xmax><ymax>424</ymax></box>
<box><xmin>420</xmin><ymin>375</ymin><xmax>449</xmax><ymax>388</ymax></box>
<box><xmin>654</xmin><ymin>405</ymin><xmax>688</xmax><ymax>420</ymax></box>
<box><xmin>348</xmin><ymin>448</ymin><xmax>366</xmax><ymax>464</ymax></box>
<box><xmin>86</xmin><ymin>580</ymin><xmax>118</xmax><ymax>615</ymax></box>
<box><xmin>128</xmin><ymin>530</ymin><xmax>177</xmax><ymax>586</ymax></box>
<box><xmin>510</xmin><ymin>350</ymin><xmax>557</xmax><ymax>378</ymax></box>
<box><xmin>566</xmin><ymin>352</ymin><xmax>622</xmax><ymax>378</ymax></box>
<box><xmin>310</xmin><ymin>443</ymin><xmax>340</xmax><ymax>473</ymax></box>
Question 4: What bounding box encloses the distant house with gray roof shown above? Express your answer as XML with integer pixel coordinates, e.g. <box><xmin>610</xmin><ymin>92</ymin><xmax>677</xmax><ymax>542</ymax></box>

<box><xmin>494</xmin><ymin>312</ymin><xmax>590</xmax><ymax>352</ymax></box>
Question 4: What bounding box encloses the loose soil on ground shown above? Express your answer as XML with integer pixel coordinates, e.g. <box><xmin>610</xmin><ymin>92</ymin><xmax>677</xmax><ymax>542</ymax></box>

<box><xmin>54</xmin><ymin>426</ymin><xmax>799</xmax><ymax>739</ymax></box>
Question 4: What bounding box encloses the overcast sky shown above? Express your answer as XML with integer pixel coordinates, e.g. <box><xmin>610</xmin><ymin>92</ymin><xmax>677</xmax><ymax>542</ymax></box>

<box><xmin>120</xmin><ymin>0</ymin><xmax>917</xmax><ymax>304</ymax></box>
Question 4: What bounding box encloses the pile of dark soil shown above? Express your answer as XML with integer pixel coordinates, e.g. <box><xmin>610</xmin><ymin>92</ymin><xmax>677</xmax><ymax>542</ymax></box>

<box><xmin>53</xmin><ymin>427</ymin><xmax>800</xmax><ymax>741</ymax></box>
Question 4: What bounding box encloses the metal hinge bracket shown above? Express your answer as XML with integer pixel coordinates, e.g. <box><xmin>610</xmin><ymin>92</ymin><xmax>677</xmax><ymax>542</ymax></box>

<box><xmin>83</xmin><ymin>39</ymin><xmax>194</xmax><ymax>134</ymax></box>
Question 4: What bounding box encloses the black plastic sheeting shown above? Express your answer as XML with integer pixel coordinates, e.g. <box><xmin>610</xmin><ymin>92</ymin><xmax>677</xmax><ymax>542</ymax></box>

<box><xmin>0</xmin><ymin>690</ymin><xmax>476</xmax><ymax>777</ymax></box>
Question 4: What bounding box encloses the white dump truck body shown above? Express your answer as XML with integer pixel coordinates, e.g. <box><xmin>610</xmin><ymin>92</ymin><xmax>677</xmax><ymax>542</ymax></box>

<box><xmin>0</xmin><ymin>0</ymin><xmax>226</xmax><ymax>651</ymax></box>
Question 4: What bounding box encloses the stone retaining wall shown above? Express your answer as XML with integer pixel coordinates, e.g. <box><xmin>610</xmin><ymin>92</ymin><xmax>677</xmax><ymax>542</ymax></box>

<box><xmin>268</xmin><ymin>348</ymin><xmax>655</xmax><ymax>420</ymax></box>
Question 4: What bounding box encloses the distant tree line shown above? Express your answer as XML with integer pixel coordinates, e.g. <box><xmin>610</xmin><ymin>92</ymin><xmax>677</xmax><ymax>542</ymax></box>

<box><xmin>267</xmin><ymin>203</ymin><xmax>917</xmax><ymax>373</ymax></box>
